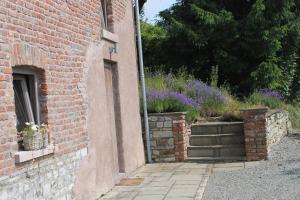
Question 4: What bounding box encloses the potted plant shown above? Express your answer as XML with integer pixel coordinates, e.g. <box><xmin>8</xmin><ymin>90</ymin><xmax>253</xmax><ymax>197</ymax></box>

<box><xmin>22</xmin><ymin>122</ymin><xmax>49</xmax><ymax>151</ymax></box>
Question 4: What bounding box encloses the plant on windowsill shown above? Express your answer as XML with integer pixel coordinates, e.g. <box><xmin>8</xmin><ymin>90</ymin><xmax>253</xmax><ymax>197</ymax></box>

<box><xmin>22</xmin><ymin>122</ymin><xmax>49</xmax><ymax>151</ymax></box>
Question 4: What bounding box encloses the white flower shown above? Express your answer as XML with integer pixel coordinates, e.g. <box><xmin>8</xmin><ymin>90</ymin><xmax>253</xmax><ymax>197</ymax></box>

<box><xmin>30</xmin><ymin>122</ymin><xmax>34</xmax><ymax>125</ymax></box>
<box><xmin>25</xmin><ymin>122</ymin><xmax>30</xmax><ymax>126</ymax></box>
<box><xmin>31</xmin><ymin>125</ymin><xmax>38</xmax><ymax>131</ymax></box>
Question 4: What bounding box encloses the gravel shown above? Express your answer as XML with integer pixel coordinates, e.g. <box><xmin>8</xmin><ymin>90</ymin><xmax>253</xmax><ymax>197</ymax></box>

<box><xmin>202</xmin><ymin>131</ymin><xmax>300</xmax><ymax>200</ymax></box>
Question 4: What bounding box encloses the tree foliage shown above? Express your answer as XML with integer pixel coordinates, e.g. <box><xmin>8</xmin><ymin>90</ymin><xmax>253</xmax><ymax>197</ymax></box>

<box><xmin>138</xmin><ymin>0</ymin><xmax>147</xmax><ymax>11</ymax></box>
<box><xmin>142</xmin><ymin>0</ymin><xmax>300</xmax><ymax>99</ymax></box>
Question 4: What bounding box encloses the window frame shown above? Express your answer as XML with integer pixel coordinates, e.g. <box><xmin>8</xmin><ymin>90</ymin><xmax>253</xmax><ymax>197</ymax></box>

<box><xmin>13</xmin><ymin>68</ymin><xmax>41</xmax><ymax>127</ymax></box>
<box><xmin>101</xmin><ymin>0</ymin><xmax>109</xmax><ymax>29</ymax></box>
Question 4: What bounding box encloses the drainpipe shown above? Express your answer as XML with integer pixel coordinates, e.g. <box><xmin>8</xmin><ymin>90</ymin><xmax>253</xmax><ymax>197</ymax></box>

<box><xmin>134</xmin><ymin>0</ymin><xmax>152</xmax><ymax>163</ymax></box>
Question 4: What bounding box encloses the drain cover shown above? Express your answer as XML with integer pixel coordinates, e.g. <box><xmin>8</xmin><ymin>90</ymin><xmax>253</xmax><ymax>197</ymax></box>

<box><xmin>116</xmin><ymin>178</ymin><xmax>144</xmax><ymax>186</ymax></box>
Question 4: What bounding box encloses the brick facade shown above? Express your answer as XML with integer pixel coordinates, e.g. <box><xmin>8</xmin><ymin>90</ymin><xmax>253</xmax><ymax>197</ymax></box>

<box><xmin>0</xmin><ymin>0</ymin><xmax>102</xmax><ymax>176</ymax></box>
<box><xmin>0</xmin><ymin>0</ymin><xmax>145</xmax><ymax>199</ymax></box>
<box><xmin>145</xmin><ymin>112</ymin><xmax>189</xmax><ymax>162</ymax></box>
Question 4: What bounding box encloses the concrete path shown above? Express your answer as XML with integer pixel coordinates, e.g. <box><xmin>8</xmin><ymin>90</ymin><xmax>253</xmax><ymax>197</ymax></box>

<box><xmin>99</xmin><ymin>163</ymin><xmax>211</xmax><ymax>200</ymax></box>
<box><xmin>99</xmin><ymin>161</ymin><xmax>261</xmax><ymax>200</ymax></box>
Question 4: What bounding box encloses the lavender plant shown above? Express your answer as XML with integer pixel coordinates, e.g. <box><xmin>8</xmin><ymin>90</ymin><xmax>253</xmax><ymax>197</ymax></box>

<box><xmin>258</xmin><ymin>88</ymin><xmax>284</xmax><ymax>100</ymax></box>
<box><xmin>143</xmin><ymin>71</ymin><xmax>227</xmax><ymax>121</ymax></box>
<box><xmin>146</xmin><ymin>89</ymin><xmax>199</xmax><ymax>122</ymax></box>
<box><xmin>185</xmin><ymin>80</ymin><xmax>226</xmax><ymax>106</ymax></box>
<box><xmin>247</xmin><ymin>88</ymin><xmax>285</xmax><ymax>109</ymax></box>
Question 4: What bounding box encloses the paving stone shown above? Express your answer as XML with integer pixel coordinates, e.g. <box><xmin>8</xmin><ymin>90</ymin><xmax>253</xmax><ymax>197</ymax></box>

<box><xmin>179</xmin><ymin>163</ymin><xmax>210</xmax><ymax>169</ymax></box>
<box><xmin>174</xmin><ymin>180</ymin><xmax>201</xmax><ymax>186</ymax></box>
<box><xmin>151</xmin><ymin>176</ymin><xmax>171</xmax><ymax>182</ymax></box>
<box><xmin>172</xmin><ymin>185</ymin><xmax>199</xmax><ymax>190</ymax></box>
<box><xmin>100</xmin><ymin>163</ymin><xmax>210</xmax><ymax>200</ymax></box>
<box><xmin>244</xmin><ymin>161</ymin><xmax>262</xmax><ymax>168</ymax></box>
<box><xmin>166</xmin><ymin>188</ymin><xmax>198</xmax><ymax>197</ymax></box>
<box><xmin>147</xmin><ymin>180</ymin><xmax>175</xmax><ymax>187</ymax></box>
<box><xmin>173</xmin><ymin>170</ymin><xmax>190</xmax><ymax>175</ymax></box>
<box><xmin>165</xmin><ymin>197</ymin><xmax>194</xmax><ymax>200</ymax></box>
<box><xmin>170</xmin><ymin>175</ymin><xmax>203</xmax><ymax>181</ymax></box>
<box><xmin>188</xmin><ymin>169</ymin><xmax>209</xmax><ymax>175</ymax></box>
<box><xmin>213</xmin><ymin>162</ymin><xmax>245</xmax><ymax>168</ymax></box>
<box><xmin>150</xmin><ymin>172</ymin><xmax>173</xmax><ymax>177</ymax></box>
<box><xmin>137</xmin><ymin>186</ymin><xmax>170</xmax><ymax>195</ymax></box>
<box><xmin>133</xmin><ymin>195</ymin><xmax>165</xmax><ymax>200</ymax></box>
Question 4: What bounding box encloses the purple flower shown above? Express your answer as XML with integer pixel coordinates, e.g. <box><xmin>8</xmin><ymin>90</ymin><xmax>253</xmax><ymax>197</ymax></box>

<box><xmin>146</xmin><ymin>89</ymin><xmax>199</xmax><ymax>108</ymax></box>
<box><xmin>146</xmin><ymin>89</ymin><xmax>167</xmax><ymax>101</ymax></box>
<box><xmin>186</xmin><ymin>80</ymin><xmax>226</xmax><ymax>105</ymax></box>
<box><xmin>168</xmin><ymin>91</ymin><xmax>199</xmax><ymax>108</ymax></box>
<box><xmin>259</xmin><ymin>88</ymin><xmax>284</xmax><ymax>100</ymax></box>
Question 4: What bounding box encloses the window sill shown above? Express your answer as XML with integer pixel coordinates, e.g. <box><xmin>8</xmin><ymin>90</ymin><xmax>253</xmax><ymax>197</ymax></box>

<box><xmin>102</xmin><ymin>29</ymin><xmax>119</xmax><ymax>43</ymax></box>
<box><xmin>15</xmin><ymin>145</ymin><xmax>54</xmax><ymax>164</ymax></box>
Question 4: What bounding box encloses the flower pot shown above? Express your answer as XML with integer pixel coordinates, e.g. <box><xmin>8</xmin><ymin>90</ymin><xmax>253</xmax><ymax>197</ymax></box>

<box><xmin>23</xmin><ymin>133</ymin><xmax>44</xmax><ymax>151</ymax></box>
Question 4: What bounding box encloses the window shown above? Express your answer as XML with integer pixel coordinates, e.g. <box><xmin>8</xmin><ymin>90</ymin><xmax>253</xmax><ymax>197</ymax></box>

<box><xmin>101</xmin><ymin>0</ymin><xmax>109</xmax><ymax>29</ymax></box>
<box><xmin>101</xmin><ymin>0</ymin><xmax>113</xmax><ymax>31</ymax></box>
<box><xmin>13</xmin><ymin>70</ymin><xmax>40</xmax><ymax>132</ymax></box>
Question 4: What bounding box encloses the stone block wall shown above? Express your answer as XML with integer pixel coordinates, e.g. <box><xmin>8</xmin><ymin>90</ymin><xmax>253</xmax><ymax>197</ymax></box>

<box><xmin>0</xmin><ymin>148</ymin><xmax>87</xmax><ymax>200</ymax></box>
<box><xmin>266</xmin><ymin>110</ymin><xmax>291</xmax><ymax>149</ymax></box>
<box><xmin>241</xmin><ymin>108</ymin><xmax>291</xmax><ymax>161</ymax></box>
<box><xmin>144</xmin><ymin>112</ymin><xmax>189</xmax><ymax>162</ymax></box>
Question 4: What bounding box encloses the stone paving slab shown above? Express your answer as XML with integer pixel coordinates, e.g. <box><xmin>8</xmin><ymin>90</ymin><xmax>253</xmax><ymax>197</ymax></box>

<box><xmin>99</xmin><ymin>163</ymin><xmax>212</xmax><ymax>200</ymax></box>
<box><xmin>99</xmin><ymin>161</ymin><xmax>261</xmax><ymax>200</ymax></box>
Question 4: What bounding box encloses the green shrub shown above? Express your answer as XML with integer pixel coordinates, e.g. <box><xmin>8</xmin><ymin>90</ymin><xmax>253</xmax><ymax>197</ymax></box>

<box><xmin>200</xmin><ymin>98</ymin><xmax>225</xmax><ymax>117</ymax></box>
<box><xmin>284</xmin><ymin>104</ymin><xmax>300</xmax><ymax>129</ymax></box>
<box><xmin>145</xmin><ymin>70</ymin><xmax>168</xmax><ymax>91</ymax></box>
<box><xmin>247</xmin><ymin>92</ymin><xmax>284</xmax><ymax>109</ymax></box>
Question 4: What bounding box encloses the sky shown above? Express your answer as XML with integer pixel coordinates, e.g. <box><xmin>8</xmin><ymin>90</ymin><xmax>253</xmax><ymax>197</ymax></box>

<box><xmin>143</xmin><ymin>0</ymin><xmax>176</xmax><ymax>23</ymax></box>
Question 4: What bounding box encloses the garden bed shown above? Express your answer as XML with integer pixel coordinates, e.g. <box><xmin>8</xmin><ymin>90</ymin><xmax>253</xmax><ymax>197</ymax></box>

<box><xmin>143</xmin><ymin>71</ymin><xmax>300</xmax><ymax>128</ymax></box>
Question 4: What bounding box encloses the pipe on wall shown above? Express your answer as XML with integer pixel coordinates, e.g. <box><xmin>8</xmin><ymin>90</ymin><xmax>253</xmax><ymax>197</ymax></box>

<box><xmin>134</xmin><ymin>0</ymin><xmax>152</xmax><ymax>163</ymax></box>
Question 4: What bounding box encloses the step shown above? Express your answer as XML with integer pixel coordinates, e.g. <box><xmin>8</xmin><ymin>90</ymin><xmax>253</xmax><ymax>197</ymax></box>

<box><xmin>186</xmin><ymin>156</ymin><xmax>246</xmax><ymax>163</ymax></box>
<box><xmin>189</xmin><ymin>134</ymin><xmax>244</xmax><ymax>146</ymax></box>
<box><xmin>188</xmin><ymin>145</ymin><xmax>245</xmax><ymax>157</ymax></box>
<box><xmin>191</xmin><ymin>122</ymin><xmax>244</xmax><ymax>135</ymax></box>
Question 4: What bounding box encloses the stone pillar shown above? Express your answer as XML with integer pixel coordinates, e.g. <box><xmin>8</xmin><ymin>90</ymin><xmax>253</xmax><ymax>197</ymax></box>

<box><xmin>145</xmin><ymin>112</ymin><xmax>189</xmax><ymax>162</ymax></box>
<box><xmin>241</xmin><ymin>108</ymin><xmax>269</xmax><ymax>161</ymax></box>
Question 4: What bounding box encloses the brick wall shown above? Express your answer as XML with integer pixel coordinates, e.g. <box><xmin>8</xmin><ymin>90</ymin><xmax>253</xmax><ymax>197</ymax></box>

<box><xmin>241</xmin><ymin>108</ymin><xmax>291</xmax><ymax>161</ymax></box>
<box><xmin>0</xmin><ymin>0</ymin><xmax>142</xmax><ymax>187</ymax></box>
<box><xmin>0</xmin><ymin>0</ymin><xmax>104</xmax><ymax>176</ymax></box>
<box><xmin>144</xmin><ymin>112</ymin><xmax>189</xmax><ymax>162</ymax></box>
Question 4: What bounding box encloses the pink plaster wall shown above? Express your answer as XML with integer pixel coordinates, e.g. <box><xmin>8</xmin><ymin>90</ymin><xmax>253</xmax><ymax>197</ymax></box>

<box><xmin>73</xmin><ymin>1</ymin><xmax>145</xmax><ymax>199</ymax></box>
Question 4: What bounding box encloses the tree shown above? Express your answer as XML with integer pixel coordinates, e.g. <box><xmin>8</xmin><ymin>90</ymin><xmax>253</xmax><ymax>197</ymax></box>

<box><xmin>139</xmin><ymin>0</ymin><xmax>147</xmax><ymax>11</ymax></box>
<box><xmin>142</xmin><ymin>0</ymin><xmax>300</xmax><ymax>99</ymax></box>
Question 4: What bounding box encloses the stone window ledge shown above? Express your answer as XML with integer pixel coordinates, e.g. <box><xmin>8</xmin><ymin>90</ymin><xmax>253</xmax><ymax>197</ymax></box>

<box><xmin>15</xmin><ymin>145</ymin><xmax>54</xmax><ymax>164</ymax></box>
<box><xmin>102</xmin><ymin>29</ymin><xmax>119</xmax><ymax>43</ymax></box>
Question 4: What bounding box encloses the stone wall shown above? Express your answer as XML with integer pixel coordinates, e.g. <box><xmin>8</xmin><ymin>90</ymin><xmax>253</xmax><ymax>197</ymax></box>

<box><xmin>144</xmin><ymin>112</ymin><xmax>189</xmax><ymax>162</ymax></box>
<box><xmin>266</xmin><ymin>110</ymin><xmax>291</xmax><ymax>150</ymax></box>
<box><xmin>241</xmin><ymin>108</ymin><xmax>291</xmax><ymax>161</ymax></box>
<box><xmin>0</xmin><ymin>148</ymin><xmax>87</xmax><ymax>200</ymax></box>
